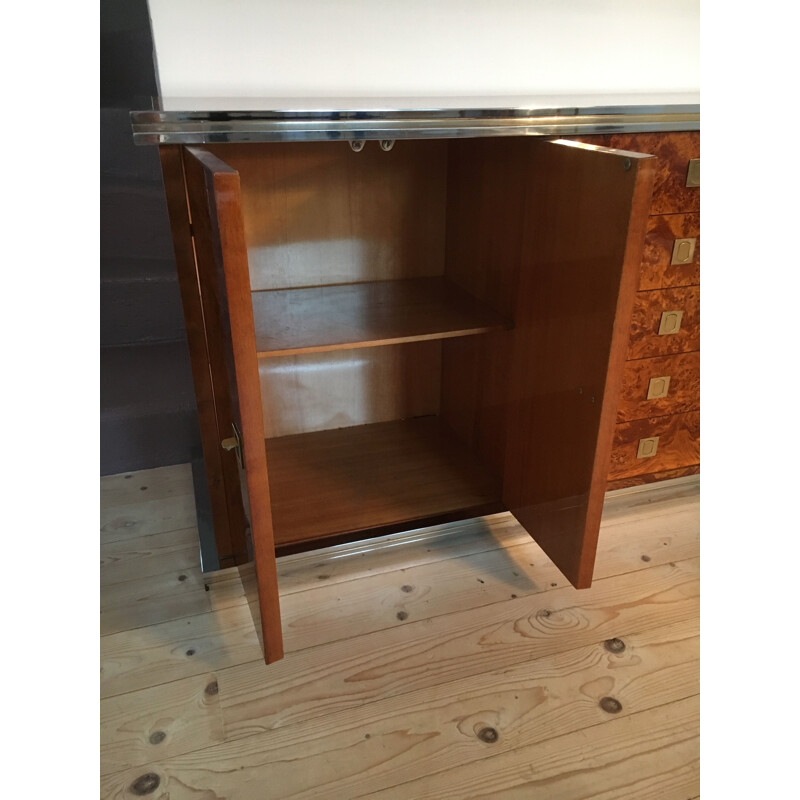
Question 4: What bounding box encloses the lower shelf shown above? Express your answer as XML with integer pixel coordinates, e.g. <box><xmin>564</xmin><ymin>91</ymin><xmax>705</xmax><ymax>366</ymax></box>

<box><xmin>265</xmin><ymin>416</ymin><xmax>503</xmax><ymax>548</ymax></box>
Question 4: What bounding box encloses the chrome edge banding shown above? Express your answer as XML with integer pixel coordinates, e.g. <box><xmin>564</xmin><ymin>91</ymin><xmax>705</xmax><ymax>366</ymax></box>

<box><xmin>131</xmin><ymin>105</ymin><xmax>700</xmax><ymax>145</ymax></box>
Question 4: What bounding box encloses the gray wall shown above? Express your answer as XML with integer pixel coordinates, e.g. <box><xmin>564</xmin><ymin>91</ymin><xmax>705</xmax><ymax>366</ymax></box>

<box><xmin>100</xmin><ymin>0</ymin><xmax>200</xmax><ymax>475</ymax></box>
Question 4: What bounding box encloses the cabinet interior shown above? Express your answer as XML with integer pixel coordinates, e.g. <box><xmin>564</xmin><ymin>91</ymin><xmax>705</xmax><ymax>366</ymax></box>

<box><xmin>207</xmin><ymin>139</ymin><xmax>528</xmax><ymax>550</ymax></box>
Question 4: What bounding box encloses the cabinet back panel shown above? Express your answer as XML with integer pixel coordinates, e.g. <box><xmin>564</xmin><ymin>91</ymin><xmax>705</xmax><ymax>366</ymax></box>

<box><xmin>259</xmin><ymin>341</ymin><xmax>441</xmax><ymax>438</ymax></box>
<box><xmin>206</xmin><ymin>141</ymin><xmax>448</xmax><ymax>290</ymax></box>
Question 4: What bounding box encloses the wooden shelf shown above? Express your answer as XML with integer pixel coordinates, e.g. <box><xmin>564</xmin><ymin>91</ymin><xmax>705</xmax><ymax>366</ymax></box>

<box><xmin>265</xmin><ymin>416</ymin><xmax>503</xmax><ymax>548</ymax></box>
<box><xmin>252</xmin><ymin>277</ymin><xmax>509</xmax><ymax>358</ymax></box>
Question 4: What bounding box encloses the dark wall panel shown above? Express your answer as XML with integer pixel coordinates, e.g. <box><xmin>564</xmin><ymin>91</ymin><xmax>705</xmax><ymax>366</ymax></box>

<box><xmin>100</xmin><ymin>0</ymin><xmax>201</xmax><ymax>475</ymax></box>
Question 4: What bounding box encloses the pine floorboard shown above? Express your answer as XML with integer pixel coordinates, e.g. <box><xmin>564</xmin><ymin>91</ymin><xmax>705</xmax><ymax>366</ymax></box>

<box><xmin>100</xmin><ymin>465</ymin><xmax>700</xmax><ymax>799</ymax></box>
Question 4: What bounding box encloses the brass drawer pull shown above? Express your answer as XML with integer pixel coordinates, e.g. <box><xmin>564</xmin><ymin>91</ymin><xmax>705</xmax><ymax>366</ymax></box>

<box><xmin>646</xmin><ymin>376</ymin><xmax>671</xmax><ymax>400</ymax></box>
<box><xmin>637</xmin><ymin>437</ymin><xmax>660</xmax><ymax>458</ymax></box>
<box><xmin>658</xmin><ymin>310</ymin><xmax>684</xmax><ymax>336</ymax></box>
<box><xmin>221</xmin><ymin>437</ymin><xmax>238</xmax><ymax>451</ymax></box>
<box><xmin>671</xmin><ymin>238</ymin><xmax>697</xmax><ymax>265</ymax></box>
<box><xmin>686</xmin><ymin>158</ymin><xmax>700</xmax><ymax>187</ymax></box>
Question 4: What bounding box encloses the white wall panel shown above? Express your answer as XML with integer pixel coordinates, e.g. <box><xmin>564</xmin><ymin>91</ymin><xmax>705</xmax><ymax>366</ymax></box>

<box><xmin>148</xmin><ymin>0</ymin><xmax>699</xmax><ymax>100</ymax></box>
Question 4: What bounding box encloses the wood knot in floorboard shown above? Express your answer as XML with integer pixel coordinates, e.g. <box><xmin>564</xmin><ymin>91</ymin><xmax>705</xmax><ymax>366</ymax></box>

<box><xmin>599</xmin><ymin>696</ymin><xmax>623</xmax><ymax>714</ymax></box>
<box><xmin>129</xmin><ymin>772</ymin><xmax>160</xmax><ymax>795</ymax></box>
<box><xmin>604</xmin><ymin>638</ymin><xmax>626</xmax><ymax>654</ymax></box>
<box><xmin>477</xmin><ymin>727</ymin><xmax>499</xmax><ymax>743</ymax></box>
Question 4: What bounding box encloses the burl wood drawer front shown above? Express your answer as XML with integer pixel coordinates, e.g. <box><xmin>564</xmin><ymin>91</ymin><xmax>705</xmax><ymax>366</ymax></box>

<box><xmin>640</xmin><ymin>213</ymin><xmax>700</xmax><ymax>291</ymax></box>
<box><xmin>606</xmin><ymin>464</ymin><xmax>699</xmax><ymax>491</ymax></box>
<box><xmin>571</xmin><ymin>132</ymin><xmax>699</xmax><ymax>215</ymax></box>
<box><xmin>627</xmin><ymin>286</ymin><xmax>700</xmax><ymax>360</ymax></box>
<box><xmin>617</xmin><ymin>351</ymin><xmax>699</xmax><ymax>423</ymax></box>
<box><xmin>608</xmin><ymin>410</ymin><xmax>700</xmax><ymax>480</ymax></box>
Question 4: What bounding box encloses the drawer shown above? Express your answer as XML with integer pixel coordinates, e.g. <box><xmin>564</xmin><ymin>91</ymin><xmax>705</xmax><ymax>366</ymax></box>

<box><xmin>570</xmin><ymin>132</ymin><xmax>699</xmax><ymax>214</ymax></box>
<box><xmin>607</xmin><ymin>464</ymin><xmax>699</xmax><ymax>491</ymax></box>
<box><xmin>617</xmin><ymin>351</ymin><xmax>699</xmax><ymax>423</ymax></box>
<box><xmin>640</xmin><ymin>213</ymin><xmax>700</xmax><ymax>291</ymax></box>
<box><xmin>627</xmin><ymin>286</ymin><xmax>700</xmax><ymax>359</ymax></box>
<box><xmin>608</xmin><ymin>411</ymin><xmax>700</xmax><ymax>480</ymax></box>
<box><xmin>608</xmin><ymin>132</ymin><xmax>699</xmax><ymax>214</ymax></box>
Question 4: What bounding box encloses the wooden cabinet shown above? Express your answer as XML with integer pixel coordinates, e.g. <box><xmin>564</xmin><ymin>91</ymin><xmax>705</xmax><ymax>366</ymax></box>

<box><xmin>157</xmin><ymin>132</ymin><xmax>658</xmax><ymax>663</ymax></box>
<box><xmin>574</xmin><ymin>132</ymin><xmax>700</xmax><ymax>488</ymax></box>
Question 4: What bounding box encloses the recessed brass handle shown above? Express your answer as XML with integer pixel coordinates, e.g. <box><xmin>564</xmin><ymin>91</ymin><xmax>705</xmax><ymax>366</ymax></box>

<box><xmin>647</xmin><ymin>376</ymin><xmax>671</xmax><ymax>400</ymax></box>
<box><xmin>658</xmin><ymin>310</ymin><xmax>684</xmax><ymax>336</ymax></box>
<box><xmin>686</xmin><ymin>158</ymin><xmax>700</xmax><ymax>187</ymax></box>
<box><xmin>221</xmin><ymin>437</ymin><xmax>238</xmax><ymax>451</ymax></box>
<box><xmin>637</xmin><ymin>437</ymin><xmax>660</xmax><ymax>458</ymax></box>
<box><xmin>671</xmin><ymin>238</ymin><xmax>697</xmax><ymax>265</ymax></box>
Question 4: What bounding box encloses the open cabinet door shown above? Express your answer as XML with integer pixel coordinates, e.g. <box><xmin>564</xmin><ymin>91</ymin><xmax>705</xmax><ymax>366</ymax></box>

<box><xmin>183</xmin><ymin>147</ymin><xmax>284</xmax><ymax>663</ymax></box>
<box><xmin>503</xmin><ymin>139</ymin><xmax>656</xmax><ymax>589</ymax></box>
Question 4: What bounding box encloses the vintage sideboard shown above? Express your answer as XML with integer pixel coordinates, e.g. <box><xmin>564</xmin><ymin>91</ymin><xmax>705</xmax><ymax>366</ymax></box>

<box><xmin>132</xmin><ymin>97</ymin><xmax>699</xmax><ymax>663</ymax></box>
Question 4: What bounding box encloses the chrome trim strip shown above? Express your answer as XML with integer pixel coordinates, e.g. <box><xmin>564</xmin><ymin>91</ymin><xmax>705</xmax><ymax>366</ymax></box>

<box><xmin>131</xmin><ymin>103</ymin><xmax>699</xmax><ymax>145</ymax></box>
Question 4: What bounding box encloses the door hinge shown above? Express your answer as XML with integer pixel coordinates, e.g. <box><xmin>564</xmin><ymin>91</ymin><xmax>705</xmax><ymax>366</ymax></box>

<box><xmin>221</xmin><ymin>422</ymin><xmax>243</xmax><ymax>468</ymax></box>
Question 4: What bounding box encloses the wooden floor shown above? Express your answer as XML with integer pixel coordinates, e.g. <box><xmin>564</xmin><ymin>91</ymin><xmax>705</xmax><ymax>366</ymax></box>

<box><xmin>100</xmin><ymin>464</ymin><xmax>700</xmax><ymax>799</ymax></box>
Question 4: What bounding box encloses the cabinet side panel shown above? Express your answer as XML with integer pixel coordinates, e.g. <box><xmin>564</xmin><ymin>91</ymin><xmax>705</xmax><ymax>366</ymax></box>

<box><xmin>441</xmin><ymin>139</ymin><xmax>529</xmax><ymax>476</ymax></box>
<box><xmin>184</xmin><ymin>147</ymin><xmax>284</xmax><ymax>663</ymax></box>
<box><xmin>158</xmin><ymin>145</ymin><xmax>248</xmax><ymax>566</ymax></box>
<box><xmin>504</xmin><ymin>140</ymin><xmax>655</xmax><ymax>588</ymax></box>
<box><xmin>443</xmin><ymin>139</ymin><xmax>528</xmax><ymax>319</ymax></box>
